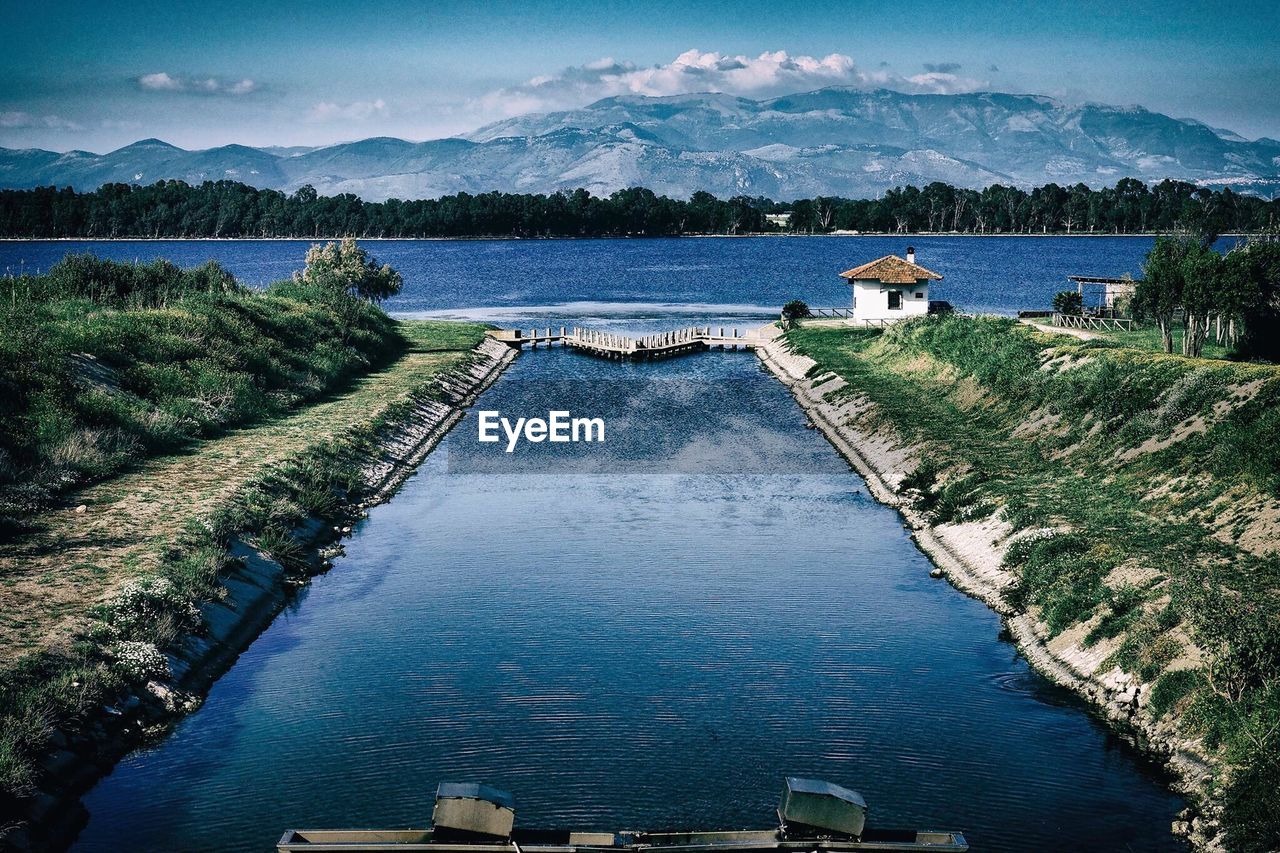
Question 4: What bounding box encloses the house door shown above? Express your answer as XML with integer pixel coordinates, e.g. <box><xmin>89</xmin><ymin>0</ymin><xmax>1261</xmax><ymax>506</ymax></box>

<box><xmin>887</xmin><ymin>290</ymin><xmax>902</xmax><ymax>310</ymax></box>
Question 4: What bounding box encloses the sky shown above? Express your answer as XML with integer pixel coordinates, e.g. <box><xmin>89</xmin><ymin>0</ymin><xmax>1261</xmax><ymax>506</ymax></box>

<box><xmin>2</xmin><ymin>0</ymin><xmax>1278</xmax><ymax>152</ymax></box>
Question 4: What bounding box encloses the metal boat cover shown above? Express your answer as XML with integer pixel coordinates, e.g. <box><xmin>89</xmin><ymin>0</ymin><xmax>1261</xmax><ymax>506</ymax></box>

<box><xmin>436</xmin><ymin>782</ymin><xmax>516</xmax><ymax>810</ymax></box>
<box><xmin>780</xmin><ymin>777</ymin><xmax>868</xmax><ymax>838</ymax></box>
<box><xmin>784</xmin><ymin>778</ymin><xmax>867</xmax><ymax>807</ymax></box>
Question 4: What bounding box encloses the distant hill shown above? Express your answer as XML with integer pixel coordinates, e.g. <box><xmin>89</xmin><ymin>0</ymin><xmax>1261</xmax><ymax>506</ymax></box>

<box><xmin>3</xmin><ymin>87</ymin><xmax>1278</xmax><ymax>201</ymax></box>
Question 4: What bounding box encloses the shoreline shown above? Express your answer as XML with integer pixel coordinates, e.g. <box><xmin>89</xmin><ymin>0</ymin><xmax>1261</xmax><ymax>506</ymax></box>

<box><xmin>3</xmin><ymin>337</ymin><xmax>517</xmax><ymax>852</ymax></box>
<box><xmin>0</xmin><ymin>232</ymin><xmax>1256</xmax><ymax>244</ymax></box>
<box><xmin>755</xmin><ymin>331</ymin><xmax>1219</xmax><ymax>852</ymax></box>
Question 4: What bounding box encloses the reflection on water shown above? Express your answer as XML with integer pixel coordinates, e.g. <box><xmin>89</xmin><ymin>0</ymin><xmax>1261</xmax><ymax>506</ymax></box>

<box><xmin>73</xmin><ymin>330</ymin><xmax>1184</xmax><ymax>853</ymax></box>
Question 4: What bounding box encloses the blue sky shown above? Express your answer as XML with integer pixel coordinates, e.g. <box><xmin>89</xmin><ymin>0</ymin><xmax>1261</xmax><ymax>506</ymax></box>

<box><xmin>2</xmin><ymin>0</ymin><xmax>1278</xmax><ymax>151</ymax></box>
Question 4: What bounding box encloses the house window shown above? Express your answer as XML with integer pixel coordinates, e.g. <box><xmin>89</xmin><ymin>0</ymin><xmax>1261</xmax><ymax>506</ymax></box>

<box><xmin>916</xmin><ymin>291</ymin><xmax>925</xmax><ymax>298</ymax></box>
<box><xmin>887</xmin><ymin>290</ymin><xmax>902</xmax><ymax>310</ymax></box>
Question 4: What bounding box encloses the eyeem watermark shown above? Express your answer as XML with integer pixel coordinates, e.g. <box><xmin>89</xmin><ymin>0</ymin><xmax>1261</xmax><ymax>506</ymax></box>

<box><xmin>477</xmin><ymin>410</ymin><xmax>605</xmax><ymax>453</ymax></box>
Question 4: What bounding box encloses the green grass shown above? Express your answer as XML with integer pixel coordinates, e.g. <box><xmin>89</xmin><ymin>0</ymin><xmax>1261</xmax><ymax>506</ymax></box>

<box><xmin>787</xmin><ymin>315</ymin><xmax>1280</xmax><ymax>851</ymax></box>
<box><xmin>1086</xmin><ymin>323</ymin><xmax>1232</xmax><ymax>360</ymax></box>
<box><xmin>0</xmin><ymin>255</ymin><xmax>488</xmax><ymax>814</ymax></box>
<box><xmin>0</xmin><ymin>317</ymin><xmax>486</xmax><ymax>807</ymax></box>
<box><xmin>0</xmin><ymin>259</ymin><xmax>407</xmax><ymax>535</ymax></box>
<box><xmin>399</xmin><ymin>319</ymin><xmax>489</xmax><ymax>352</ymax></box>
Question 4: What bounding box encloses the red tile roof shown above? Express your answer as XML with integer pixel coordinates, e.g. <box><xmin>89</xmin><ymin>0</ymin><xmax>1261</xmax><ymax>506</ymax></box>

<box><xmin>839</xmin><ymin>255</ymin><xmax>942</xmax><ymax>284</ymax></box>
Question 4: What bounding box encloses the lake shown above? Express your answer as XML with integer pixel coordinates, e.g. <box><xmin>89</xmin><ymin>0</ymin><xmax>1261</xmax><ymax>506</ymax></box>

<box><xmin>0</xmin><ymin>235</ymin><xmax>1163</xmax><ymax>316</ymax></box>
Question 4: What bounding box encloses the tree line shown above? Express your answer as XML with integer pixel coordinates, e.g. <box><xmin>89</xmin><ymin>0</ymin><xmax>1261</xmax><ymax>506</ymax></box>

<box><xmin>1133</xmin><ymin>237</ymin><xmax>1280</xmax><ymax>359</ymax></box>
<box><xmin>1</xmin><ymin>177</ymin><xmax>1278</xmax><ymax>240</ymax></box>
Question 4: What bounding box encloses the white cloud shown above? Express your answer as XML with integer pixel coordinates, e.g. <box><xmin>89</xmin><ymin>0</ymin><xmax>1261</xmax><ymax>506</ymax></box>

<box><xmin>137</xmin><ymin>73</ymin><xmax>258</xmax><ymax>95</ymax></box>
<box><xmin>904</xmin><ymin>71</ymin><xmax>987</xmax><ymax>94</ymax></box>
<box><xmin>307</xmin><ymin>98</ymin><xmax>388</xmax><ymax>123</ymax></box>
<box><xmin>138</xmin><ymin>72</ymin><xmax>182</xmax><ymax>91</ymax></box>
<box><xmin>0</xmin><ymin>111</ymin><xmax>83</xmax><ymax>131</ymax></box>
<box><xmin>474</xmin><ymin>49</ymin><xmax>988</xmax><ymax>119</ymax></box>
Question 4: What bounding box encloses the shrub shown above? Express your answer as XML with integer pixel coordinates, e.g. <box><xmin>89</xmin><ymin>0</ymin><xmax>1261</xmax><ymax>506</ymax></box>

<box><xmin>255</xmin><ymin>525</ymin><xmax>306</xmax><ymax>570</ymax></box>
<box><xmin>108</xmin><ymin>641</ymin><xmax>170</xmax><ymax>683</ymax></box>
<box><xmin>294</xmin><ymin>238</ymin><xmax>402</xmax><ymax>303</ymax></box>
<box><xmin>1002</xmin><ymin>527</ymin><xmax>1059</xmax><ymax>568</ymax></box>
<box><xmin>1149</xmin><ymin>669</ymin><xmax>1203</xmax><ymax>717</ymax></box>
<box><xmin>98</xmin><ymin>576</ymin><xmax>200</xmax><ymax>639</ymax></box>
<box><xmin>1223</xmin><ymin>752</ymin><xmax>1280</xmax><ymax>853</ymax></box>
<box><xmin>1053</xmin><ymin>290</ymin><xmax>1083</xmax><ymax>315</ymax></box>
<box><xmin>36</xmin><ymin>255</ymin><xmax>240</xmax><ymax>308</ymax></box>
<box><xmin>781</xmin><ymin>299</ymin><xmax>811</xmax><ymax>321</ymax></box>
<box><xmin>1010</xmin><ymin>532</ymin><xmax>1112</xmax><ymax>634</ymax></box>
<box><xmin>932</xmin><ymin>470</ymin><xmax>994</xmax><ymax>524</ymax></box>
<box><xmin>1153</xmin><ymin>367</ymin><xmax>1227</xmax><ymax>431</ymax></box>
<box><xmin>899</xmin><ymin>459</ymin><xmax>941</xmax><ymax>511</ymax></box>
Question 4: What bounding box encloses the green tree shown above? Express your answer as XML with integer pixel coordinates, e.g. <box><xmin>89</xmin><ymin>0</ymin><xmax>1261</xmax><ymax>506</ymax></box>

<box><xmin>781</xmin><ymin>299</ymin><xmax>811</xmax><ymax>321</ymax></box>
<box><xmin>1135</xmin><ymin>237</ymin><xmax>1193</xmax><ymax>353</ymax></box>
<box><xmin>1179</xmin><ymin>242</ymin><xmax>1224</xmax><ymax>357</ymax></box>
<box><xmin>295</xmin><ymin>238</ymin><xmax>403</xmax><ymax>303</ymax></box>
<box><xmin>1222</xmin><ymin>240</ymin><xmax>1280</xmax><ymax>360</ymax></box>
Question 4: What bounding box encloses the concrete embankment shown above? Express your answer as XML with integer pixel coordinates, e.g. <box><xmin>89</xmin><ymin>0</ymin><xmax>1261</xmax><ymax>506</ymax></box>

<box><xmin>4</xmin><ymin>337</ymin><xmax>516</xmax><ymax>853</ymax></box>
<box><xmin>755</xmin><ymin>331</ymin><xmax>1218</xmax><ymax>851</ymax></box>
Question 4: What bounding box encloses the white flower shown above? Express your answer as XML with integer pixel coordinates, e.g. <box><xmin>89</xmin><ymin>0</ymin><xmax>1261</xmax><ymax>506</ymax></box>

<box><xmin>110</xmin><ymin>641</ymin><xmax>171</xmax><ymax>682</ymax></box>
<box><xmin>103</xmin><ymin>576</ymin><xmax>200</xmax><ymax>635</ymax></box>
<box><xmin>1009</xmin><ymin>526</ymin><xmax>1058</xmax><ymax>544</ymax></box>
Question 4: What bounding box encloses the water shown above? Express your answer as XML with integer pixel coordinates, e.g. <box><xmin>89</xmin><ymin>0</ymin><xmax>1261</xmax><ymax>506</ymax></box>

<box><xmin>70</xmin><ymin>340</ymin><xmax>1186</xmax><ymax>852</ymax></box>
<box><xmin>0</xmin><ymin>235</ymin><xmax>1166</xmax><ymax>315</ymax></box>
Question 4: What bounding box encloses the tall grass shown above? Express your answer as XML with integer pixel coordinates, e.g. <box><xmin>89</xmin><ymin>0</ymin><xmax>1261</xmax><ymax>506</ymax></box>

<box><xmin>0</xmin><ymin>255</ymin><xmax>405</xmax><ymax>535</ymax></box>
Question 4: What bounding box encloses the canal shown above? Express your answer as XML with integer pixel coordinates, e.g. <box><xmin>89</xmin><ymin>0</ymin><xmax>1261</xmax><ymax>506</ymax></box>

<box><xmin>72</xmin><ymin>322</ymin><xmax>1185</xmax><ymax>852</ymax></box>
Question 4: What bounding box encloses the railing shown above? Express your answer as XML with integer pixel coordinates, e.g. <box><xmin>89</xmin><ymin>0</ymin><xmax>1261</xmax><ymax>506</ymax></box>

<box><xmin>784</xmin><ymin>309</ymin><xmax>897</xmax><ymax>328</ymax></box>
<box><xmin>568</xmin><ymin>326</ymin><xmax>759</xmax><ymax>358</ymax></box>
<box><xmin>566</xmin><ymin>327</ymin><xmax>639</xmax><ymax>353</ymax></box>
<box><xmin>1051</xmin><ymin>313</ymin><xmax>1136</xmax><ymax>331</ymax></box>
<box><xmin>784</xmin><ymin>309</ymin><xmax>921</xmax><ymax>328</ymax></box>
<box><xmin>490</xmin><ymin>325</ymin><xmax>760</xmax><ymax>358</ymax></box>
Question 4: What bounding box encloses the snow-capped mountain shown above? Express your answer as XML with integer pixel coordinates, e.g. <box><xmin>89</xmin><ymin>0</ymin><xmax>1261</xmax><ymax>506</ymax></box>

<box><xmin>2</xmin><ymin>87</ymin><xmax>1277</xmax><ymax>201</ymax></box>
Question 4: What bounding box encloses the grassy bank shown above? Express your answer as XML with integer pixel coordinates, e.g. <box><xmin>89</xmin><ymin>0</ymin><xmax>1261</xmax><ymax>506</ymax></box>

<box><xmin>0</xmin><ymin>319</ymin><xmax>486</xmax><ymax>816</ymax></box>
<box><xmin>786</xmin><ymin>316</ymin><xmax>1280</xmax><ymax>851</ymax></box>
<box><xmin>0</xmin><ymin>254</ymin><xmax>488</xmax><ymax>821</ymax></box>
<box><xmin>0</xmin><ymin>256</ymin><xmax>406</xmax><ymax>536</ymax></box>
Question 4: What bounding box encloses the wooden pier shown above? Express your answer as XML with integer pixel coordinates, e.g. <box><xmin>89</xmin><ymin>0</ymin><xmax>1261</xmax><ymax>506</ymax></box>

<box><xmin>487</xmin><ymin>326</ymin><xmax>765</xmax><ymax>360</ymax></box>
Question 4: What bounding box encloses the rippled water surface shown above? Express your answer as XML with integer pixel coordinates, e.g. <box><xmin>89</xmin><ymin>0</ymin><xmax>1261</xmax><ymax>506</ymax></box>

<box><xmin>0</xmin><ymin>235</ymin><xmax>1167</xmax><ymax>315</ymax></box>
<box><xmin>72</xmin><ymin>339</ymin><xmax>1184</xmax><ymax>852</ymax></box>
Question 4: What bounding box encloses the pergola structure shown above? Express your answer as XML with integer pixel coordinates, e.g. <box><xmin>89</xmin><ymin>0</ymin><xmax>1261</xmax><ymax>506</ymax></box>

<box><xmin>1067</xmin><ymin>275</ymin><xmax>1139</xmax><ymax>316</ymax></box>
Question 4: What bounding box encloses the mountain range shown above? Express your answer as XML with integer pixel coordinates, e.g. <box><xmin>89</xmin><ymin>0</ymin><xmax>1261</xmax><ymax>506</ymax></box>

<box><xmin>2</xmin><ymin>87</ymin><xmax>1279</xmax><ymax>201</ymax></box>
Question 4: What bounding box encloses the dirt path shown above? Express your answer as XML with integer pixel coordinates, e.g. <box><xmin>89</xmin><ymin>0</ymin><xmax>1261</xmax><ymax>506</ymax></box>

<box><xmin>1018</xmin><ymin>318</ymin><xmax>1101</xmax><ymax>340</ymax></box>
<box><xmin>0</xmin><ymin>322</ymin><xmax>482</xmax><ymax>663</ymax></box>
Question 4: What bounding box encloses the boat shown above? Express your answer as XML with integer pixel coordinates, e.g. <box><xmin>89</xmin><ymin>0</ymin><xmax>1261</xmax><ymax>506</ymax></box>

<box><xmin>277</xmin><ymin>778</ymin><xmax>968</xmax><ymax>852</ymax></box>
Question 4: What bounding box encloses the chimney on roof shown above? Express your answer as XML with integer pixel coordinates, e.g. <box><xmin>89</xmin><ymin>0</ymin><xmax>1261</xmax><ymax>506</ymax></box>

<box><xmin>906</xmin><ymin>246</ymin><xmax>916</xmax><ymax>265</ymax></box>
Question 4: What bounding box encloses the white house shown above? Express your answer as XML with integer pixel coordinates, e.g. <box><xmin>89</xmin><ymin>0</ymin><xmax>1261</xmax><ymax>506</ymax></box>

<box><xmin>840</xmin><ymin>247</ymin><xmax>942</xmax><ymax>324</ymax></box>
